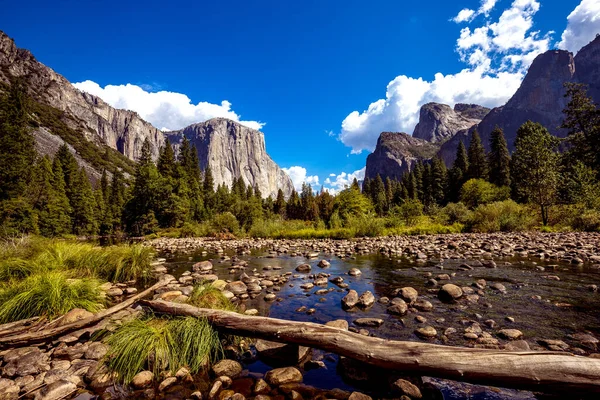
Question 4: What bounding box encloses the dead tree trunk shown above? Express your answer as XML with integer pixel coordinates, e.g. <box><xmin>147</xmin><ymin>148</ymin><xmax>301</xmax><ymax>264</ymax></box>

<box><xmin>143</xmin><ymin>300</ymin><xmax>600</xmax><ymax>394</ymax></box>
<box><xmin>0</xmin><ymin>278</ymin><xmax>170</xmax><ymax>346</ymax></box>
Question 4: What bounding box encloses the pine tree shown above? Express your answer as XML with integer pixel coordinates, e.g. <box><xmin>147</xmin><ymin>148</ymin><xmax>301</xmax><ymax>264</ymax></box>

<box><xmin>274</xmin><ymin>189</ymin><xmax>286</xmax><ymax>217</ymax></box>
<box><xmin>362</xmin><ymin>177</ymin><xmax>372</xmax><ymax>195</ymax></box>
<box><xmin>157</xmin><ymin>142</ymin><xmax>176</xmax><ymax>178</ymax></box>
<box><xmin>55</xmin><ymin>144</ymin><xmax>80</xmax><ymax>211</ymax></box>
<box><xmin>467</xmin><ymin>130</ymin><xmax>488</xmax><ymax>180</ymax></box>
<box><xmin>0</xmin><ymin>80</ymin><xmax>36</xmax><ymax>201</ymax></box>
<box><xmin>431</xmin><ymin>157</ymin><xmax>448</xmax><ymax>205</ymax></box>
<box><xmin>511</xmin><ymin>121</ymin><xmax>559</xmax><ymax>225</ymax></box>
<box><xmin>28</xmin><ymin>156</ymin><xmax>71</xmax><ymax>236</ymax></box>
<box><xmin>561</xmin><ymin>83</ymin><xmax>600</xmax><ymax>171</ymax></box>
<box><xmin>286</xmin><ymin>190</ymin><xmax>302</xmax><ymax>220</ymax></box>
<box><xmin>488</xmin><ymin>126</ymin><xmax>511</xmax><ymax>187</ymax></box>
<box><xmin>413</xmin><ymin>162</ymin><xmax>424</xmax><ymax>202</ymax></box>
<box><xmin>107</xmin><ymin>169</ymin><xmax>126</xmax><ymax>233</ymax></box>
<box><xmin>372</xmin><ymin>175</ymin><xmax>387</xmax><ymax>216</ymax></box>
<box><xmin>300</xmin><ymin>182</ymin><xmax>318</xmax><ymax>221</ymax></box>
<box><xmin>124</xmin><ymin>140</ymin><xmax>160</xmax><ymax>235</ymax></box>
<box><xmin>203</xmin><ymin>165</ymin><xmax>215</xmax><ymax>212</ymax></box>
<box><xmin>448</xmin><ymin>141</ymin><xmax>469</xmax><ymax>202</ymax></box>
<box><xmin>70</xmin><ymin>168</ymin><xmax>98</xmax><ymax>235</ymax></box>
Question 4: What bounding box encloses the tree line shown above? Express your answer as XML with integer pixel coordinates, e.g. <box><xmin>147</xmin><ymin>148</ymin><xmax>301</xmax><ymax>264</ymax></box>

<box><xmin>1</xmin><ymin>82</ymin><xmax>599</xmax><ymax>237</ymax></box>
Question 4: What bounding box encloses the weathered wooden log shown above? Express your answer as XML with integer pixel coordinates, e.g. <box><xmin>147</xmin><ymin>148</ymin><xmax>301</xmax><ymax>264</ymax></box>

<box><xmin>143</xmin><ymin>300</ymin><xmax>600</xmax><ymax>394</ymax></box>
<box><xmin>0</xmin><ymin>278</ymin><xmax>171</xmax><ymax>346</ymax></box>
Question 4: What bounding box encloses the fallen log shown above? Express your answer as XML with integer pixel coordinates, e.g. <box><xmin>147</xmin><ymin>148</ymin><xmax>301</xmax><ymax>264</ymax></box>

<box><xmin>143</xmin><ymin>300</ymin><xmax>600</xmax><ymax>394</ymax></box>
<box><xmin>0</xmin><ymin>277</ymin><xmax>171</xmax><ymax>346</ymax></box>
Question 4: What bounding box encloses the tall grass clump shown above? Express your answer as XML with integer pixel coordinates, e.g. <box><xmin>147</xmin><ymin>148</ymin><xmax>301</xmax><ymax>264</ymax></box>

<box><xmin>104</xmin><ymin>316</ymin><xmax>222</xmax><ymax>384</ymax></box>
<box><xmin>0</xmin><ymin>271</ymin><xmax>104</xmax><ymax>323</ymax></box>
<box><xmin>188</xmin><ymin>284</ymin><xmax>237</xmax><ymax>311</ymax></box>
<box><xmin>6</xmin><ymin>240</ymin><xmax>155</xmax><ymax>283</ymax></box>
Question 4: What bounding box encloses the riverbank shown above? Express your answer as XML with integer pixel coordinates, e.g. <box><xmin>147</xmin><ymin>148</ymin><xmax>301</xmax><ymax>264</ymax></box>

<box><xmin>1</xmin><ymin>233</ymin><xmax>599</xmax><ymax>399</ymax></box>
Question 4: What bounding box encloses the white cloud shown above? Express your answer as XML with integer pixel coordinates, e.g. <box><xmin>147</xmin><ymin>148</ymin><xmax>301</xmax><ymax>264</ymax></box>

<box><xmin>452</xmin><ymin>0</ymin><xmax>498</xmax><ymax>23</ymax></box>
<box><xmin>324</xmin><ymin>167</ymin><xmax>366</xmax><ymax>194</ymax></box>
<box><xmin>340</xmin><ymin>0</ymin><xmax>552</xmax><ymax>154</ymax></box>
<box><xmin>281</xmin><ymin>166</ymin><xmax>320</xmax><ymax>192</ymax></box>
<box><xmin>73</xmin><ymin>80</ymin><xmax>264</xmax><ymax>131</ymax></box>
<box><xmin>453</xmin><ymin>9</ymin><xmax>476</xmax><ymax>23</ymax></box>
<box><xmin>558</xmin><ymin>0</ymin><xmax>600</xmax><ymax>53</ymax></box>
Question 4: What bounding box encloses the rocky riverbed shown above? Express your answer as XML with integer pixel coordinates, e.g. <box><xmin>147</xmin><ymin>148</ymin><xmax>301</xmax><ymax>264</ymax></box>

<box><xmin>1</xmin><ymin>232</ymin><xmax>599</xmax><ymax>400</ymax></box>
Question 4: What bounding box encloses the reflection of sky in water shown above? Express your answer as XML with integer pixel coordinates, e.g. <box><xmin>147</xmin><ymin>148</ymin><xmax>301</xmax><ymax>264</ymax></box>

<box><xmin>165</xmin><ymin>247</ymin><xmax>600</xmax><ymax>396</ymax></box>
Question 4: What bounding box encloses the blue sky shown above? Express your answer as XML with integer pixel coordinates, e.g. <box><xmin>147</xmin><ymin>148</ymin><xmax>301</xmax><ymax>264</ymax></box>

<box><xmin>1</xmin><ymin>0</ymin><xmax>599</xmax><ymax>192</ymax></box>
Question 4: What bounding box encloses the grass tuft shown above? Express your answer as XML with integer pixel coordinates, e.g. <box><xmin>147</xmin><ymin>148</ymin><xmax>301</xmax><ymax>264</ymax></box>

<box><xmin>0</xmin><ymin>271</ymin><xmax>104</xmax><ymax>323</ymax></box>
<box><xmin>104</xmin><ymin>316</ymin><xmax>222</xmax><ymax>384</ymax></box>
<box><xmin>188</xmin><ymin>284</ymin><xmax>237</xmax><ymax>311</ymax></box>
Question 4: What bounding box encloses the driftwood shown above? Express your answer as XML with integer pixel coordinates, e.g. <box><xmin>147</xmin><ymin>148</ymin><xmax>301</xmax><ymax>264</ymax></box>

<box><xmin>0</xmin><ymin>278</ymin><xmax>170</xmax><ymax>346</ymax></box>
<box><xmin>144</xmin><ymin>299</ymin><xmax>600</xmax><ymax>394</ymax></box>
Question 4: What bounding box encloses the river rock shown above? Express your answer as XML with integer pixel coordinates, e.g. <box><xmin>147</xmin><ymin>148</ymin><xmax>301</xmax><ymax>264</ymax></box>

<box><xmin>397</xmin><ymin>287</ymin><xmax>418</xmax><ymax>303</ymax></box>
<box><xmin>2</xmin><ymin>347</ymin><xmax>50</xmax><ymax>377</ymax></box>
<box><xmin>33</xmin><ymin>379</ymin><xmax>77</xmax><ymax>400</ymax></box>
<box><xmin>255</xmin><ymin>340</ymin><xmax>309</xmax><ymax>365</ymax></box>
<box><xmin>358</xmin><ymin>291</ymin><xmax>375</xmax><ymax>308</ymax></box>
<box><xmin>265</xmin><ymin>367</ymin><xmax>303</xmax><ymax>386</ymax></box>
<box><xmin>325</xmin><ymin>320</ymin><xmax>349</xmax><ymax>330</ymax></box>
<box><xmin>0</xmin><ymin>378</ymin><xmax>19</xmax><ymax>400</ymax></box>
<box><xmin>415</xmin><ymin>326</ymin><xmax>437</xmax><ymax>338</ymax></box>
<box><xmin>342</xmin><ymin>290</ymin><xmax>359</xmax><ymax>309</ymax></box>
<box><xmin>317</xmin><ymin>260</ymin><xmax>331</xmax><ymax>268</ymax></box>
<box><xmin>212</xmin><ymin>360</ymin><xmax>243</xmax><ymax>378</ymax></box>
<box><xmin>438</xmin><ymin>284</ymin><xmax>463</xmax><ymax>302</ymax></box>
<box><xmin>296</xmin><ymin>264</ymin><xmax>311</xmax><ymax>273</ymax></box>
<box><xmin>387</xmin><ymin>300</ymin><xmax>408</xmax><ymax>316</ymax></box>
<box><xmin>498</xmin><ymin>329</ymin><xmax>523</xmax><ymax>340</ymax></box>
<box><xmin>413</xmin><ymin>299</ymin><xmax>433</xmax><ymax>312</ymax></box>
<box><xmin>132</xmin><ymin>371</ymin><xmax>154</xmax><ymax>389</ymax></box>
<box><xmin>225</xmin><ymin>281</ymin><xmax>248</xmax><ymax>295</ymax></box>
<box><xmin>57</xmin><ymin>308</ymin><xmax>94</xmax><ymax>326</ymax></box>
<box><xmin>348</xmin><ymin>393</ymin><xmax>373</xmax><ymax>400</ymax></box>
<box><xmin>348</xmin><ymin>268</ymin><xmax>362</xmax><ymax>276</ymax></box>
<box><xmin>193</xmin><ymin>261</ymin><xmax>213</xmax><ymax>272</ymax></box>
<box><xmin>490</xmin><ymin>282</ymin><xmax>507</xmax><ymax>292</ymax></box>
<box><xmin>84</xmin><ymin>342</ymin><xmax>108</xmax><ymax>360</ymax></box>
<box><xmin>354</xmin><ymin>318</ymin><xmax>384</xmax><ymax>327</ymax></box>
<box><xmin>391</xmin><ymin>378</ymin><xmax>422</xmax><ymax>399</ymax></box>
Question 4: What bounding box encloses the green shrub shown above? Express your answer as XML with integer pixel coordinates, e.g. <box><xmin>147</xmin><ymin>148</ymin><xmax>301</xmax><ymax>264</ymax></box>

<box><xmin>468</xmin><ymin>200</ymin><xmax>535</xmax><ymax>233</ymax></box>
<box><xmin>439</xmin><ymin>202</ymin><xmax>473</xmax><ymax>225</ymax></box>
<box><xmin>104</xmin><ymin>317</ymin><xmax>222</xmax><ymax>384</ymax></box>
<box><xmin>210</xmin><ymin>212</ymin><xmax>240</xmax><ymax>235</ymax></box>
<box><xmin>178</xmin><ymin>222</ymin><xmax>210</xmax><ymax>238</ymax></box>
<box><xmin>346</xmin><ymin>215</ymin><xmax>385</xmax><ymax>237</ymax></box>
<box><xmin>460</xmin><ymin>179</ymin><xmax>509</xmax><ymax>209</ymax></box>
<box><xmin>0</xmin><ymin>272</ymin><xmax>103</xmax><ymax>323</ymax></box>
<box><xmin>397</xmin><ymin>200</ymin><xmax>424</xmax><ymax>226</ymax></box>
<box><xmin>572</xmin><ymin>209</ymin><xmax>600</xmax><ymax>231</ymax></box>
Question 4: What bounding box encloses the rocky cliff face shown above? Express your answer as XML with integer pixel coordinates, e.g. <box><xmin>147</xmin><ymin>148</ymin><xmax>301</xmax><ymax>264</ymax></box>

<box><xmin>412</xmin><ymin>102</ymin><xmax>488</xmax><ymax>143</ymax></box>
<box><xmin>0</xmin><ymin>31</ymin><xmax>293</xmax><ymax>198</ymax></box>
<box><xmin>0</xmin><ymin>31</ymin><xmax>165</xmax><ymax>161</ymax></box>
<box><xmin>168</xmin><ymin>118</ymin><xmax>294</xmax><ymax>198</ymax></box>
<box><xmin>365</xmin><ymin>132</ymin><xmax>438</xmax><ymax>180</ymax></box>
<box><xmin>438</xmin><ymin>36</ymin><xmax>600</xmax><ymax>166</ymax></box>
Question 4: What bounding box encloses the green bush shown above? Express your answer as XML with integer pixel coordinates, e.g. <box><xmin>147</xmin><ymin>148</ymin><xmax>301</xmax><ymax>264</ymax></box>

<box><xmin>460</xmin><ymin>179</ymin><xmax>509</xmax><ymax>209</ymax></box>
<box><xmin>210</xmin><ymin>212</ymin><xmax>240</xmax><ymax>235</ymax></box>
<box><xmin>346</xmin><ymin>215</ymin><xmax>385</xmax><ymax>237</ymax></box>
<box><xmin>178</xmin><ymin>222</ymin><xmax>210</xmax><ymax>238</ymax></box>
<box><xmin>439</xmin><ymin>202</ymin><xmax>473</xmax><ymax>225</ymax></box>
<box><xmin>467</xmin><ymin>200</ymin><xmax>535</xmax><ymax>233</ymax></box>
<box><xmin>396</xmin><ymin>199</ymin><xmax>424</xmax><ymax>226</ymax></box>
<box><xmin>572</xmin><ymin>209</ymin><xmax>600</xmax><ymax>231</ymax></box>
